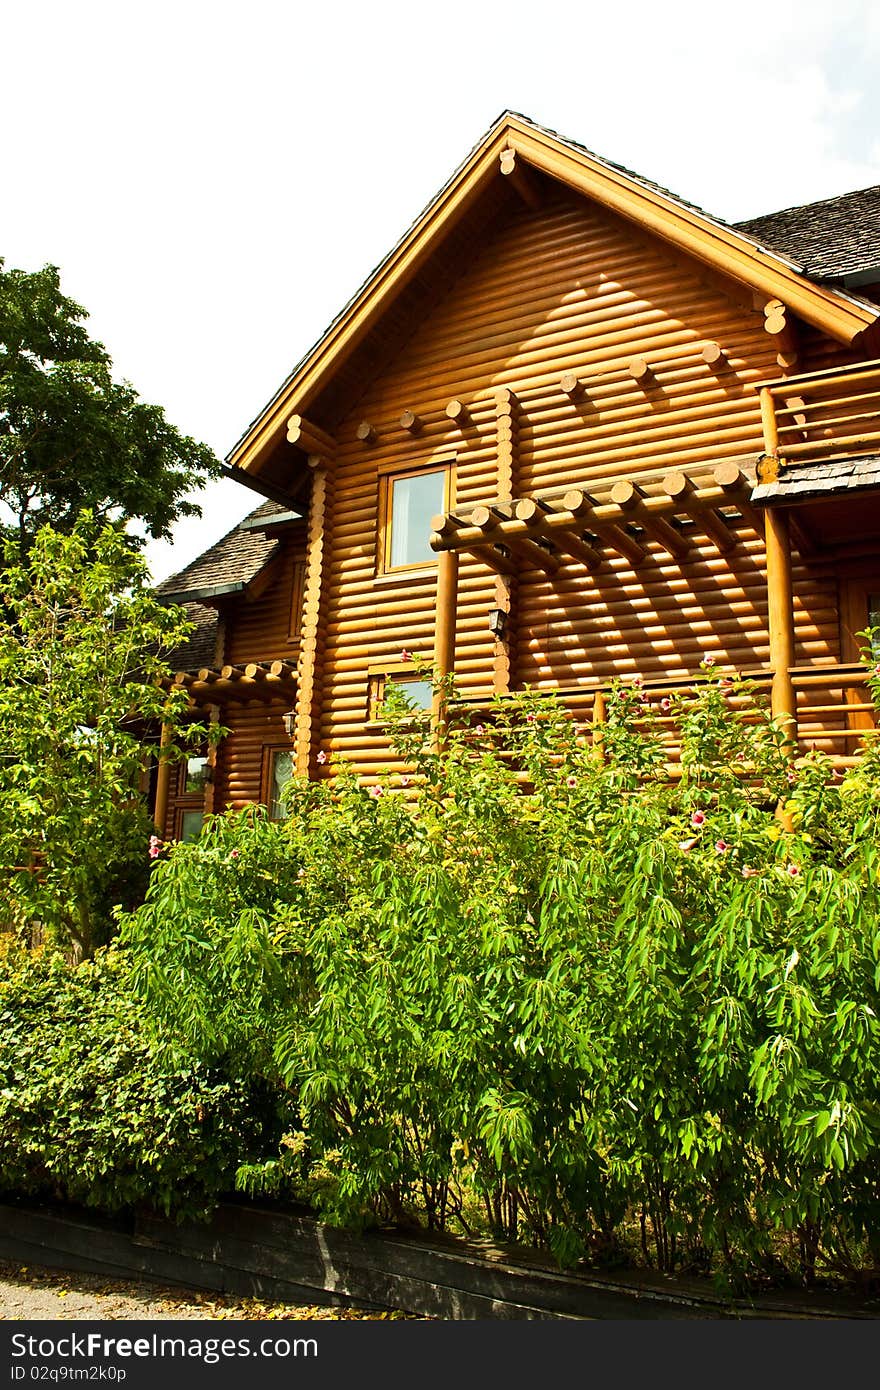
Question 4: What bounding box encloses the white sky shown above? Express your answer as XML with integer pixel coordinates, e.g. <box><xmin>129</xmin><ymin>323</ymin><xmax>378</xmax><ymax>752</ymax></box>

<box><xmin>4</xmin><ymin>0</ymin><xmax>879</xmax><ymax>582</ymax></box>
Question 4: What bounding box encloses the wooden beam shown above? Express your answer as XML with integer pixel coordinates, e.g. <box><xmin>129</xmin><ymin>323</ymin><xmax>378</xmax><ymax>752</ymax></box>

<box><xmin>399</xmin><ymin>409</ymin><xmax>423</xmax><ymax>434</ymax></box>
<box><xmin>759</xmin><ymin>385</ymin><xmax>780</xmax><ymax>459</ymax></box>
<box><xmin>445</xmin><ymin>398</ymin><xmax>469</xmax><ymax>422</ymax></box>
<box><xmin>509</xmin><ymin>536</ymin><xmax>560</xmax><ymax>575</ymax></box>
<box><xmin>592</xmin><ymin>689</ymin><xmax>606</xmax><ymax>763</ymax></box>
<box><xmin>430</xmin><ymin>510</ymin><xmax>471</xmax><ymax>537</ymax></box>
<box><xmin>499</xmin><ymin>147</ymin><xmax>542</xmax><ymax>210</ymax></box>
<box><xmin>763</xmin><ymin>300</ymin><xmax>799</xmax><ymax>371</ymax></box>
<box><xmin>356</xmin><ymin>421</ymin><xmax>376</xmax><ymax>444</ymax></box>
<box><xmin>286</xmin><ymin>414</ymin><xmax>336</xmax><ymax>457</ymax></box>
<box><xmin>153</xmin><ymin>722</ymin><xmax>173</xmax><ymax>835</ymax></box>
<box><xmin>294</xmin><ymin>464</ymin><xmax>332</xmax><ymax>777</ymax></box>
<box><xmin>514</xmin><ymin>498</ymin><xmax>601</xmax><ymax>569</ymax></box>
<box><xmin>764</xmin><ymin>506</ymin><xmax>797</xmax><ymax>748</ymax></box>
<box><xmin>662</xmin><ymin>470</ymin><xmax>736</xmax><ymax>554</ymax></box>
<box><xmin>562</xmin><ymin>488</ymin><xmax>646</xmax><ymax>565</ymax></box>
<box><xmin>712</xmin><ymin>462</ymin><xmax>762</xmax><ymax>532</ymax></box>
<box><xmin>432</xmin><ymin>548</ymin><xmax>459</xmax><ymax>748</ymax></box>
<box><xmin>701</xmin><ymin>341</ymin><xmax>725</xmax><ymax>367</ymax></box>
<box><xmin>432</xmin><ymin>482</ymin><xmax>737</xmax><ymax>558</ymax></box>
<box><xmin>560</xmin><ymin>372</ymin><xmax>584</xmax><ymax>400</ymax></box>
<box><xmin>461</xmin><ymin>543</ymin><xmax>516</xmax><ymax>575</ymax></box>
<box><xmin>609</xmin><ymin>481</ymin><xmax>690</xmax><ymax>559</ymax></box>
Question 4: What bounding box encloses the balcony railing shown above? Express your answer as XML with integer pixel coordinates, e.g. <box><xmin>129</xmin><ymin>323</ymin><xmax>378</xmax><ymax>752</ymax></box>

<box><xmin>759</xmin><ymin>359</ymin><xmax>880</xmax><ymax>465</ymax></box>
<box><xmin>454</xmin><ymin>664</ymin><xmax>878</xmax><ymax>773</ymax></box>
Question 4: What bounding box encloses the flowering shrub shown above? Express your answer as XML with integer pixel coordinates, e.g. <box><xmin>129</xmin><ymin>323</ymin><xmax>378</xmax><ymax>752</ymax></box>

<box><xmin>121</xmin><ymin>666</ymin><xmax>880</xmax><ymax>1285</ymax></box>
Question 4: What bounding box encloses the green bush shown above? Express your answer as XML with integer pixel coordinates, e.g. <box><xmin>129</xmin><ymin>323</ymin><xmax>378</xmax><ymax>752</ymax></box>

<box><xmin>121</xmin><ymin>665</ymin><xmax>880</xmax><ymax>1283</ymax></box>
<box><xmin>0</xmin><ymin>515</ymin><xmax>218</xmax><ymax>956</ymax></box>
<box><xmin>0</xmin><ymin>943</ymin><xmax>277</xmax><ymax>1218</ymax></box>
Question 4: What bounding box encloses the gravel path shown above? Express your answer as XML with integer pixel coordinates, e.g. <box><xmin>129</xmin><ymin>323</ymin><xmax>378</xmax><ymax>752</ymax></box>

<box><xmin>0</xmin><ymin>1259</ymin><xmax>407</xmax><ymax>1321</ymax></box>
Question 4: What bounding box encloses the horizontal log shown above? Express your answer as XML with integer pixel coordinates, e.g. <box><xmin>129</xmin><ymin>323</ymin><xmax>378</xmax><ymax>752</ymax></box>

<box><xmin>286</xmin><ymin>414</ymin><xmax>335</xmax><ymax>456</ymax></box>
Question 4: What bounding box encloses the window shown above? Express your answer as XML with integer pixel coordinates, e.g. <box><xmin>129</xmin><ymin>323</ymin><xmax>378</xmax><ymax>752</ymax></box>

<box><xmin>869</xmin><ymin>594</ymin><xmax>880</xmax><ymax>659</ymax></box>
<box><xmin>182</xmin><ymin>754</ymin><xmax>210</xmax><ymax>794</ymax></box>
<box><xmin>379</xmin><ymin>466</ymin><xmax>448</xmax><ymax>573</ymax></box>
<box><xmin>267</xmin><ymin>748</ymin><xmax>294</xmax><ymax>820</ymax></box>
<box><xmin>368</xmin><ymin>670</ymin><xmax>434</xmax><ymax>722</ymax></box>
<box><xmin>179</xmin><ymin>810</ymin><xmax>204</xmax><ymax>843</ymax></box>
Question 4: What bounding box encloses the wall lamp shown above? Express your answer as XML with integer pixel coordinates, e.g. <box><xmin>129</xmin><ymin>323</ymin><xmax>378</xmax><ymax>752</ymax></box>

<box><xmin>488</xmin><ymin>607</ymin><xmax>508</xmax><ymax>640</ymax></box>
<box><xmin>282</xmin><ymin>709</ymin><xmax>296</xmax><ymax>737</ymax></box>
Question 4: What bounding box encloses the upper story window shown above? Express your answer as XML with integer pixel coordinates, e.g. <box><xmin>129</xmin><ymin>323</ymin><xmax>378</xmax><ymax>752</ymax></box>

<box><xmin>380</xmin><ymin>466</ymin><xmax>448</xmax><ymax>573</ymax></box>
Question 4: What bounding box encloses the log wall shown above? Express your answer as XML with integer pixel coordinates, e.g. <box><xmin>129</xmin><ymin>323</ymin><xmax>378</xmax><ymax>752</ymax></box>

<box><xmin>311</xmin><ymin>191</ymin><xmax>850</xmax><ymax>779</ymax></box>
<box><xmin>200</xmin><ymin>189</ymin><xmax>863</xmax><ymax>800</ymax></box>
<box><xmin>226</xmin><ymin>533</ymin><xmax>307</xmax><ymax>666</ymax></box>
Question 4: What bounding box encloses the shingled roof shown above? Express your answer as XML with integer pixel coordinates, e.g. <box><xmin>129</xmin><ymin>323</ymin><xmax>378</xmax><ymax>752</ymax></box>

<box><xmin>735</xmin><ymin>186</ymin><xmax>880</xmax><ymax>284</ymax></box>
<box><xmin>156</xmin><ymin>500</ymin><xmax>285</xmax><ymax>603</ymax></box>
<box><xmin>165</xmin><ymin>602</ymin><xmax>221</xmax><ymax>673</ymax></box>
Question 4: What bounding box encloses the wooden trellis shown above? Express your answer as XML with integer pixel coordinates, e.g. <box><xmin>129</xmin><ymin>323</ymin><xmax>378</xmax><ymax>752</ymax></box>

<box><xmin>429</xmin><ymin>462</ymin><xmax>759</xmax><ymax>572</ymax></box>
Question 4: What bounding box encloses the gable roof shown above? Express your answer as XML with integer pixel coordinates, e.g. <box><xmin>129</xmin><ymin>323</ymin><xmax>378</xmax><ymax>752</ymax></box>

<box><xmin>228</xmin><ymin>112</ymin><xmax>880</xmax><ymax>479</ymax></box>
<box><xmin>157</xmin><ymin>500</ymin><xmax>287</xmax><ymax>603</ymax></box>
<box><xmin>735</xmin><ymin>186</ymin><xmax>880</xmax><ymax>286</ymax></box>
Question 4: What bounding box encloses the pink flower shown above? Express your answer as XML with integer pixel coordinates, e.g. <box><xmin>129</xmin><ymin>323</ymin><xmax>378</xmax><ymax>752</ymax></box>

<box><xmin>786</xmin><ymin>863</ymin><xmax>800</xmax><ymax>878</ymax></box>
<box><xmin>525</xmin><ymin>712</ymin><xmax>536</xmax><ymax>724</ymax></box>
<box><xmin>316</xmin><ymin>749</ymin><xmax>328</xmax><ymax>765</ymax></box>
<box><xmin>369</xmin><ymin>784</ymin><xmax>384</xmax><ymax>798</ymax></box>
<box><xmin>714</xmin><ymin>839</ymin><xmax>729</xmax><ymax>854</ymax></box>
<box><xmin>400</xmin><ymin>648</ymin><xmax>412</xmax><ymax>663</ymax></box>
<box><xmin>632</xmin><ymin>674</ymin><xmax>644</xmax><ymax>687</ymax></box>
<box><xmin>679</xmin><ymin>837</ymin><xmax>699</xmax><ymax>853</ymax></box>
<box><xmin>702</xmin><ymin>653</ymin><xmax>716</xmax><ymax>667</ymax></box>
<box><xmin>872</xmin><ymin>663</ymin><xmax>880</xmax><ymax>678</ymax></box>
<box><xmin>660</xmin><ymin>697</ymin><xmax>672</xmax><ymax>713</ymax></box>
<box><xmin>786</xmin><ymin>768</ymin><xmax>797</xmax><ymax>784</ymax></box>
<box><xmin>230</xmin><ymin>849</ymin><xmax>240</xmax><ymax>859</ymax></box>
<box><xmin>148</xmin><ymin>835</ymin><xmax>162</xmax><ymax>860</ymax></box>
<box><xmin>690</xmin><ymin>810</ymin><xmax>706</xmax><ymax>828</ymax></box>
<box><xmin>735</xmin><ymin>751</ymin><xmax>746</xmax><ymax>763</ymax></box>
<box><xmin>566</xmin><ymin>774</ymin><xmax>577</xmax><ymax>788</ymax></box>
<box><xmin>475</xmin><ymin>724</ymin><xmax>485</xmax><ymax>736</ymax></box>
<box><xmin>399</xmin><ymin>775</ymin><xmax>411</xmax><ymax>787</ymax></box>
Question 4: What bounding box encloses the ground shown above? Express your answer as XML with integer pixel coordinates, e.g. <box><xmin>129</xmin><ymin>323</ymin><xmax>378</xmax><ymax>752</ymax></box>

<box><xmin>0</xmin><ymin>1259</ymin><xmax>411</xmax><ymax>1320</ymax></box>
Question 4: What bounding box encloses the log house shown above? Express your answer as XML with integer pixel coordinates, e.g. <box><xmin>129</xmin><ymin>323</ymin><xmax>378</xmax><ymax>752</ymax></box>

<box><xmin>155</xmin><ymin>113</ymin><xmax>880</xmax><ymax>834</ymax></box>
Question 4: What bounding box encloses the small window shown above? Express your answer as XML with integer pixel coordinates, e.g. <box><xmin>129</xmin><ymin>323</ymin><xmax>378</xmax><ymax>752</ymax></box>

<box><xmin>381</xmin><ymin>467</ymin><xmax>447</xmax><ymax>572</ymax></box>
<box><xmin>369</xmin><ymin>672</ymin><xmax>434</xmax><ymax>721</ymax></box>
<box><xmin>268</xmin><ymin>749</ymin><xmax>294</xmax><ymax>820</ymax></box>
<box><xmin>179</xmin><ymin>810</ymin><xmax>204</xmax><ymax>843</ymax></box>
<box><xmin>182</xmin><ymin>754</ymin><xmax>210</xmax><ymax>794</ymax></box>
<box><xmin>869</xmin><ymin>594</ymin><xmax>880</xmax><ymax>659</ymax></box>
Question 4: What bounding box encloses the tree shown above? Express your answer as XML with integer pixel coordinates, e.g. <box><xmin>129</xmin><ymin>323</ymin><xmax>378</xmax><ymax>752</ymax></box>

<box><xmin>0</xmin><ymin>513</ymin><xmax>218</xmax><ymax>957</ymax></box>
<box><xmin>0</xmin><ymin>260</ymin><xmax>218</xmax><ymax>552</ymax></box>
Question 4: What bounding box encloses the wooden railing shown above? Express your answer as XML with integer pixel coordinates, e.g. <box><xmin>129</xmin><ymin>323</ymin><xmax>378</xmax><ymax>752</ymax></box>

<box><xmin>759</xmin><ymin>360</ymin><xmax>880</xmax><ymax>465</ymax></box>
<box><xmin>454</xmin><ymin>664</ymin><xmax>878</xmax><ymax>771</ymax></box>
<box><xmin>792</xmin><ymin>664</ymin><xmax>878</xmax><ymax>766</ymax></box>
